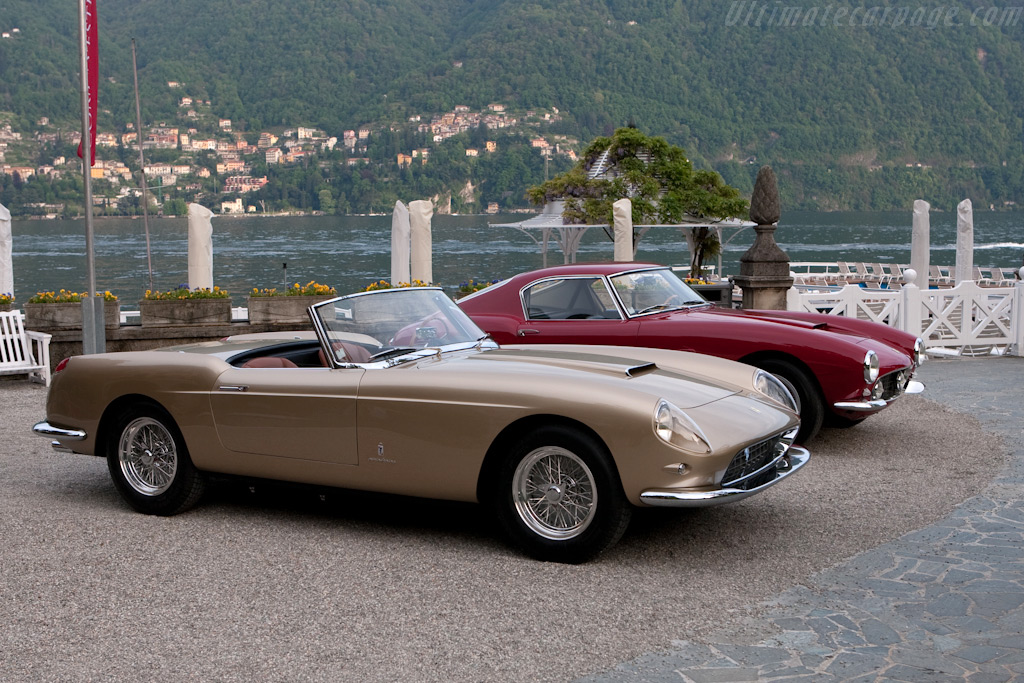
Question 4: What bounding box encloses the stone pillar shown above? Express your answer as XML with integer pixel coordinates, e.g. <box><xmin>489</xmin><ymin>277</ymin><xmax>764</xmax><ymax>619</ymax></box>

<box><xmin>733</xmin><ymin>166</ymin><xmax>793</xmax><ymax>310</ymax></box>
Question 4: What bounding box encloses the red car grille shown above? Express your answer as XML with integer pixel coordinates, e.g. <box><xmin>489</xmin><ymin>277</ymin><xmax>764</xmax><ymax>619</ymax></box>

<box><xmin>879</xmin><ymin>368</ymin><xmax>911</xmax><ymax>401</ymax></box>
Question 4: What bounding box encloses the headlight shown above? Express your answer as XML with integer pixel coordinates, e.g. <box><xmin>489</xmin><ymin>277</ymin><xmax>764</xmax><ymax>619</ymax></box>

<box><xmin>654</xmin><ymin>399</ymin><xmax>711</xmax><ymax>454</ymax></box>
<box><xmin>913</xmin><ymin>337</ymin><xmax>924</xmax><ymax>366</ymax></box>
<box><xmin>754</xmin><ymin>370</ymin><xmax>799</xmax><ymax>412</ymax></box>
<box><xmin>863</xmin><ymin>350</ymin><xmax>880</xmax><ymax>383</ymax></box>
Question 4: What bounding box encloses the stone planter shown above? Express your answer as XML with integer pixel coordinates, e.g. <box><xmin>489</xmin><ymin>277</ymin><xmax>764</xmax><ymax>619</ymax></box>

<box><xmin>0</xmin><ymin>302</ymin><xmax>11</xmax><ymax>313</ymax></box>
<box><xmin>24</xmin><ymin>300</ymin><xmax>120</xmax><ymax>329</ymax></box>
<box><xmin>247</xmin><ymin>295</ymin><xmax>336</xmax><ymax>324</ymax></box>
<box><xmin>139</xmin><ymin>298</ymin><xmax>232</xmax><ymax>326</ymax></box>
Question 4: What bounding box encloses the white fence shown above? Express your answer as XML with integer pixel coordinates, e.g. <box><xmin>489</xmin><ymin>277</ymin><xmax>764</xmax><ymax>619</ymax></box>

<box><xmin>786</xmin><ymin>276</ymin><xmax>1024</xmax><ymax>357</ymax></box>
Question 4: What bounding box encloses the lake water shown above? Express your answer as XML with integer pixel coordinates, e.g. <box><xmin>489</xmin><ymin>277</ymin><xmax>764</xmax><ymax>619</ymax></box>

<box><xmin>6</xmin><ymin>210</ymin><xmax>1023</xmax><ymax>305</ymax></box>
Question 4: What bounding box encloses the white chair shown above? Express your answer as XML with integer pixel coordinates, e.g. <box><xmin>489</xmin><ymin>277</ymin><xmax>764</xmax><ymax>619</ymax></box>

<box><xmin>0</xmin><ymin>311</ymin><xmax>52</xmax><ymax>386</ymax></box>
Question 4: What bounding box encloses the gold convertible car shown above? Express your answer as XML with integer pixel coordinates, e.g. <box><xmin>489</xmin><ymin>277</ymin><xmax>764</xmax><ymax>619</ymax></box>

<box><xmin>34</xmin><ymin>287</ymin><xmax>809</xmax><ymax>563</ymax></box>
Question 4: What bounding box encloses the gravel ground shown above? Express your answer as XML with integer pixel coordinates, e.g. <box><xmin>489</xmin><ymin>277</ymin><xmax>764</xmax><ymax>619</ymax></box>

<box><xmin>0</xmin><ymin>375</ymin><xmax>1005</xmax><ymax>682</ymax></box>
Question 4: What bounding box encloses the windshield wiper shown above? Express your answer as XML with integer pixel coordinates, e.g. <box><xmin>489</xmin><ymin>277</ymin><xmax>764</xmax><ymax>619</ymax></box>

<box><xmin>636</xmin><ymin>304</ymin><xmax>675</xmax><ymax>315</ymax></box>
<box><xmin>367</xmin><ymin>347</ymin><xmax>418</xmax><ymax>362</ymax></box>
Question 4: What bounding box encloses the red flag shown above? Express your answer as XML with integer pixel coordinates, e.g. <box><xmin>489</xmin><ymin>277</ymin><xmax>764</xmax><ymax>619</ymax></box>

<box><xmin>77</xmin><ymin>0</ymin><xmax>98</xmax><ymax>166</ymax></box>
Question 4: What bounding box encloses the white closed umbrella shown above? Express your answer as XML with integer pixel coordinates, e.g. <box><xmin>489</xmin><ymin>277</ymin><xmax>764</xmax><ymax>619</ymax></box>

<box><xmin>955</xmin><ymin>198</ymin><xmax>974</xmax><ymax>284</ymax></box>
<box><xmin>613</xmin><ymin>198</ymin><xmax>633</xmax><ymax>261</ymax></box>
<box><xmin>187</xmin><ymin>203</ymin><xmax>214</xmax><ymax>290</ymax></box>
<box><xmin>0</xmin><ymin>202</ymin><xmax>12</xmax><ymax>299</ymax></box>
<box><xmin>910</xmin><ymin>200</ymin><xmax>930</xmax><ymax>288</ymax></box>
<box><xmin>391</xmin><ymin>200</ymin><xmax>411</xmax><ymax>285</ymax></box>
<box><xmin>409</xmin><ymin>200</ymin><xmax>433</xmax><ymax>284</ymax></box>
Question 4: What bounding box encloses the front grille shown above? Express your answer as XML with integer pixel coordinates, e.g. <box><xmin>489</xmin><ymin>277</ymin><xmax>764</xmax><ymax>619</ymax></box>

<box><xmin>722</xmin><ymin>436</ymin><xmax>782</xmax><ymax>490</ymax></box>
<box><xmin>879</xmin><ymin>368</ymin><xmax>911</xmax><ymax>401</ymax></box>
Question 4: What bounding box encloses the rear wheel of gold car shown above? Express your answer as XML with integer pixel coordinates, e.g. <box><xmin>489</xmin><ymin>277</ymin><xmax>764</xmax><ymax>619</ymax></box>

<box><xmin>106</xmin><ymin>404</ymin><xmax>206</xmax><ymax>515</ymax></box>
<box><xmin>493</xmin><ymin>425</ymin><xmax>631</xmax><ymax>563</ymax></box>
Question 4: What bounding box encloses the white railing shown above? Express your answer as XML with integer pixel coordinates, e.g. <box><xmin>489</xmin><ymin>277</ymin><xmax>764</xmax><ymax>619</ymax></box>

<box><xmin>787</xmin><ymin>273</ymin><xmax>1024</xmax><ymax>357</ymax></box>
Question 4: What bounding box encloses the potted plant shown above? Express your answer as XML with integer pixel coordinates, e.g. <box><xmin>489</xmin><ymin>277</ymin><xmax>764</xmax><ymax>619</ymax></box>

<box><xmin>453</xmin><ymin>278</ymin><xmax>501</xmax><ymax>299</ymax></box>
<box><xmin>247</xmin><ymin>281</ymin><xmax>338</xmax><ymax>324</ymax></box>
<box><xmin>0</xmin><ymin>292</ymin><xmax>12</xmax><ymax>313</ymax></box>
<box><xmin>140</xmin><ymin>286</ymin><xmax>232</xmax><ymax>326</ymax></box>
<box><xmin>24</xmin><ymin>290</ymin><xmax>119</xmax><ymax>329</ymax></box>
<box><xmin>362</xmin><ymin>279</ymin><xmax>432</xmax><ymax>291</ymax></box>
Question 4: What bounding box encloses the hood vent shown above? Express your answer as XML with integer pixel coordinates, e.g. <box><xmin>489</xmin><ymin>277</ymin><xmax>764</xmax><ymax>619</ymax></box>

<box><xmin>626</xmin><ymin>363</ymin><xmax>657</xmax><ymax>378</ymax></box>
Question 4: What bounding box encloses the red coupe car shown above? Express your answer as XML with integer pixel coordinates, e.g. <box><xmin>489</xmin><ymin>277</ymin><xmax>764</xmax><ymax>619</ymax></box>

<box><xmin>458</xmin><ymin>263</ymin><xmax>924</xmax><ymax>443</ymax></box>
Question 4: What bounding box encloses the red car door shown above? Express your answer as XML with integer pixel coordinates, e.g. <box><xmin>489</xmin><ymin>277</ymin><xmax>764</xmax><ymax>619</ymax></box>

<box><xmin>514</xmin><ymin>275</ymin><xmax>642</xmax><ymax>345</ymax></box>
<box><xmin>515</xmin><ymin>317</ymin><xmax>642</xmax><ymax>345</ymax></box>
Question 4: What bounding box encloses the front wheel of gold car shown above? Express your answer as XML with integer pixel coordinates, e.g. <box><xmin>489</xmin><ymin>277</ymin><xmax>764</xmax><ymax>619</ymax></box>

<box><xmin>106</xmin><ymin>404</ymin><xmax>206</xmax><ymax>516</ymax></box>
<box><xmin>493</xmin><ymin>425</ymin><xmax>631</xmax><ymax>563</ymax></box>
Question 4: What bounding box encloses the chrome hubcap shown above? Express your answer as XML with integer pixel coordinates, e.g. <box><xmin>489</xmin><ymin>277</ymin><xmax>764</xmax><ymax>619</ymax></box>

<box><xmin>513</xmin><ymin>446</ymin><xmax>597</xmax><ymax>540</ymax></box>
<box><xmin>118</xmin><ymin>417</ymin><xmax>177</xmax><ymax>496</ymax></box>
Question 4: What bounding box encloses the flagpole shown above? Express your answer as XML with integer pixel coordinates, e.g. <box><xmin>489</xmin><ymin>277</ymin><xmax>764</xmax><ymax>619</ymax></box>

<box><xmin>78</xmin><ymin>0</ymin><xmax>104</xmax><ymax>354</ymax></box>
<box><xmin>132</xmin><ymin>38</ymin><xmax>154</xmax><ymax>292</ymax></box>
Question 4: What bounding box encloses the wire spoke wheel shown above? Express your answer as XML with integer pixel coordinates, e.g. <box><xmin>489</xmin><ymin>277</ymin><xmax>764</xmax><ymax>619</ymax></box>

<box><xmin>118</xmin><ymin>416</ymin><xmax>179</xmax><ymax>496</ymax></box>
<box><xmin>512</xmin><ymin>446</ymin><xmax>597</xmax><ymax>540</ymax></box>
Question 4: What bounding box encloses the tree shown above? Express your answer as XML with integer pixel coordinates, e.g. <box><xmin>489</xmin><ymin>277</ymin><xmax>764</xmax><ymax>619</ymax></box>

<box><xmin>527</xmin><ymin>127</ymin><xmax>748</xmax><ymax>276</ymax></box>
<box><xmin>318</xmin><ymin>189</ymin><xmax>335</xmax><ymax>214</ymax></box>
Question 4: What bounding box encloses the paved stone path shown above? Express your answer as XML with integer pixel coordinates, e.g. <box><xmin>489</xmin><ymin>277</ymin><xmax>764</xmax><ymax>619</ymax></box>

<box><xmin>581</xmin><ymin>356</ymin><xmax>1024</xmax><ymax>682</ymax></box>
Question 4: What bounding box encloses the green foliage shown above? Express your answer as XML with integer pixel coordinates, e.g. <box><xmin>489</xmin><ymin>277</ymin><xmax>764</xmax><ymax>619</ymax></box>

<box><xmin>530</xmin><ymin>127</ymin><xmax>747</xmax><ymax>274</ymax></box>
<box><xmin>2</xmin><ymin>0</ymin><xmax>1024</xmax><ymax>211</ymax></box>
<box><xmin>252</xmin><ymin>281</ymin><xmax>336</xmax><ymax>297</ymax></box>
<box><xmin>531</xmin><ymin>127</ymin><xmax>748</xmax><ymax>224</ymax></box>
<box><xmin>144</xmin><ymin>287</ymin><xmax>229</xmax><ymax>300</ymax></box>
<box><xmin>28</xmin><ymin>290</ymin><xmax>117</xmax><ymax>303</ymax></box>
<box><xmin>162</xmin><ymin>198</ymin><xmax>188</xmax><ymax>216</ymax></box>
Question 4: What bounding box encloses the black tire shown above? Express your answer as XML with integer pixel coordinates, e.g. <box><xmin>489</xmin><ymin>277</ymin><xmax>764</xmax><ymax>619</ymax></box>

<box><xmin>490</xmin><ymin>425</ymin><xmax>632</xmax><ymax>563</ymax></box>
<box><xmin>106</xmin><ymin>403</ymin><xmax>206</xmax><ymax>515</ymax></box>
<box><xmin>754</xmin><ymin>359</ymin><xmax>825</xmax><ymax>444</ymax></box>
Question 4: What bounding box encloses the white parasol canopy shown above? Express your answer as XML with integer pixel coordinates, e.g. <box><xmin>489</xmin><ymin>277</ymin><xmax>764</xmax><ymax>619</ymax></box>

<box><xmin>612</xmin><ymin>198</ymin><xmax>633</xmax><ymax>261</ymax></box>
<box><xmin>955</xmin><ymin>198</ymin><xmax>974</xmax><ymax>284</ymax></box>
<box><xmin>910</xmin><ymin>200</ymin><xmax>930</xmax><ymax>289</ymax></box>
<box><xmin>187</xmin><ymin>203</ymin><xmax>214</xmax><ymax>290</ymax></box>
<box><xmin>492</xmin><ymin>202</ymin><xmax>754</xmax><ymax>272</ymax></box>
<box><xmin>0</xmin><ymin>202</ymin><xmax>12</xmax><ymax>298</ymax></box>
<box><xmin>390</xmin><ymin>200</ymin><xmax>411</xmax><ymax>285</ymax></box>
<box><xmin>409</xmin><ymin>200</ymin><xmax>433</xmax><ymax>284</ymax></box>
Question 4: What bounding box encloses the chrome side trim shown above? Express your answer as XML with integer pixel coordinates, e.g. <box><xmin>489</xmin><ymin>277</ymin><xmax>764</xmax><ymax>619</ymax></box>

<box><xmin>33</xmin><ymin>421</ymin><xmax>86</xmax><ymax>441</ymax></box>
<box><xmin>639</xmin><ymin>446</ymin><xmax>810</xmax><ymax>507</ymax></box>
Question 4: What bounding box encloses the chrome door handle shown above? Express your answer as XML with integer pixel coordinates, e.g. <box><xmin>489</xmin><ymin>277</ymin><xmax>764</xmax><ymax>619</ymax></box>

<box><xmin>218</xmin><ymin>385</ymin><xmax>249</xmax><ymax>392</ymax></box>
<box><xmin>517</xmin><ymin>329</ymin><xmax>540</xmax><ymax>336</ymax></box>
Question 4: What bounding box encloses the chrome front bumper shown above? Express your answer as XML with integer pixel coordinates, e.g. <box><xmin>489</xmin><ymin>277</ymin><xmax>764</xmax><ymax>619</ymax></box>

<box><xmin>33</xmin><ymin>421</ymin><xmax>87</xmax><ymax>454</ymax></box>
<box><xmin>833</xmin><ymin>379</ymin><xmax>925</xmax><ymax>412</ymax></box>
<box><xmin>639</xmin><ymin>446</ymin><xmax>810</xmax><ymax>507</ymax></box>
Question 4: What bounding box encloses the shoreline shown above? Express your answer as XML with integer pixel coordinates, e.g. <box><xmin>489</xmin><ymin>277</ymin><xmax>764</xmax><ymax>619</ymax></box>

<box><xmin>11</xmin><ymin>206</ymin><xmax>1024</xmax><ymax>222</ymax></box>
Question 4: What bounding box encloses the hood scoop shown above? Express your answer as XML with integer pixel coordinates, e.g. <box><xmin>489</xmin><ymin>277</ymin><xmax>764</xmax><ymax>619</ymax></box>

<box><xmin>626</xmin><ymin>362</ymin><xmax>657</xmax><ymax>378</ymax></box>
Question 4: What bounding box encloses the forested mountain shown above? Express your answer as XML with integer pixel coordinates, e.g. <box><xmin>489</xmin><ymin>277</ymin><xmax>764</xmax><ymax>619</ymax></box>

<box><xmin>2</xmin><ymin>0</ymin><xmax>1023</xmax><ymax>211</ymax></box>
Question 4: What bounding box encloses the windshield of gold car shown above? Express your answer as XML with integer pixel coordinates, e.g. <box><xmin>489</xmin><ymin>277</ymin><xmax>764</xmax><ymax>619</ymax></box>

<box><xmin>609</xmin><ymin>269</ymin><xmax>708</xmax><ymax>316</ymax></box>
<box><xmin>311</xmin><ymin>288</ymin><xmax>488</xmax><ymax>364</ymax></box>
